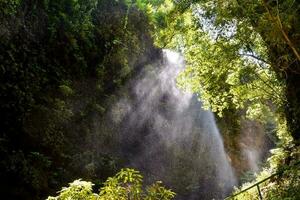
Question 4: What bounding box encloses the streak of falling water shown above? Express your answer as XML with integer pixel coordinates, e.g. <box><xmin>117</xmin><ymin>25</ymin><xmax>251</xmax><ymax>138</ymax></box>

<box><xmin>111</xmin><ymin>49</ymin><xmax>237</xmax><ymax>199</ymax></box>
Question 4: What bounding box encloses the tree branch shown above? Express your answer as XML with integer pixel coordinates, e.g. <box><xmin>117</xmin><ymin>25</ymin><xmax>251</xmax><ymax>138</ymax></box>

<box><xmin>238</xmin><ymin>53</ymin><xmax>270</xmax><ymax>65</ymax></box>
<box><xmin>262</xmin><ymin>0</ymin><xmax>300</xmax><ymax>63</ymax></box>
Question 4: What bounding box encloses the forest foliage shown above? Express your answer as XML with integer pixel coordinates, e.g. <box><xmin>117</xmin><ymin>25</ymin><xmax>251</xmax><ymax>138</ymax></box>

<box><xmin>47</xmin><ymin>168</ymin><xmax>175</xmax><ymax>200</ymax></box>
<box><xmin>1</xmin><ymin>0</ymin><xmax>161</xmax><ymax>199</ymax></box>
<box><xmin>1</xmin><ymin>0</ymin><xmax>300</xmax><ymax>199</ymax></box>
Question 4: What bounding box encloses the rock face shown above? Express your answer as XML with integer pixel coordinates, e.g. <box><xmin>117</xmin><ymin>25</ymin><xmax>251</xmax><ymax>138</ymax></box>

<box><xmin>219</xmin><ymin>113</ymin><xmax>275</xmax><ymax>183</ymax></box>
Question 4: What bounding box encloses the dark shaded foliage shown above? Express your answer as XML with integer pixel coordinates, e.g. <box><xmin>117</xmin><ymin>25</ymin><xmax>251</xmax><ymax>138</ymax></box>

<box><xmin>0</xmin><ymin>0</ymin><xmax>159</xmax><ymax>199</ymax></box>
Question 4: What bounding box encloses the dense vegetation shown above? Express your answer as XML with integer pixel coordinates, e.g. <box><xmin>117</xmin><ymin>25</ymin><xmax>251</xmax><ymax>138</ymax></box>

<box><xmin>0</xmin><ymin>0</ymin><xmax>161</xmax><ymax>199</ymax></box>
<box><xmin>47</xmin><ymin>168</ymin><xmax>175</xmax><ymax>200</ymax></box>
<box><xmin>1</xmin><ymin>0</ymin><xmax>300</xmax><ymax>199</ymax></box>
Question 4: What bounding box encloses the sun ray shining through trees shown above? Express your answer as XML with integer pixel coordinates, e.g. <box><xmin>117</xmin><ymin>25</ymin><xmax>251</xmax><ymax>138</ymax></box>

<box><xmin>1</xmin><ymin>0</ymin><xmax>299</xmax><ymax>199</ymax></box>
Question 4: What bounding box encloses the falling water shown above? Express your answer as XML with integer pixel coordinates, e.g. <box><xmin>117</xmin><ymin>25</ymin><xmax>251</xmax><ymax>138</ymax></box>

<box><xmin>110</xmin><ymin>50</ymin><xmax>237</xmax><ymax>199</ymax></box>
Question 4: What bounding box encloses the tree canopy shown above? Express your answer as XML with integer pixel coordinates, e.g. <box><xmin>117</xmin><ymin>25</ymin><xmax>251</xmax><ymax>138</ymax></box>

<box><xmin>142</xmin><ymin>0</ymin><xmax>300</xmax><ymax>143</ymax></box>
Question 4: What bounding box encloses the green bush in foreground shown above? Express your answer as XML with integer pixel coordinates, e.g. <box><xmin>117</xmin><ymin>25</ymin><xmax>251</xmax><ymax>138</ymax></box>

<box><xmin>47</xmin><ymin>168</ymin><xmax>175</xmax><ymax>200</ymax></box>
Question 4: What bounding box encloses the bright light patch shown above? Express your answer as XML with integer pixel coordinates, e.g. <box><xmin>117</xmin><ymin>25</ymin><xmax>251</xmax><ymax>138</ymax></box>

<box><xmin>163</xmin><ymin>49</ymin><xmax>180</xmax><ymax>63</ymax></box>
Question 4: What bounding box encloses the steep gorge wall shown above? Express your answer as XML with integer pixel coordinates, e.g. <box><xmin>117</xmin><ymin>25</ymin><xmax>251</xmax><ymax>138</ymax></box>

<box><xmin>218</xmin><ymin>111</ymin><xmax>275</xmax><ymax>183</ymax></box>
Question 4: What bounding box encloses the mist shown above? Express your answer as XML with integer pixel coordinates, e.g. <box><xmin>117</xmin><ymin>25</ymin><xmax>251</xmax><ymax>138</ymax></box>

<box><xmin>108</xmin><ymin>50</ymin><xmax>237</xmax><ymax>199</ymax></box>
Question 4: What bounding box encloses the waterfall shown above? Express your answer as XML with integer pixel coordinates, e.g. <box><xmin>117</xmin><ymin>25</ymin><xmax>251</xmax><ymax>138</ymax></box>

<box><xmin>110</xmin><ymin>49</ymin><xmax>237</xmax><ymax>199</ymax></box>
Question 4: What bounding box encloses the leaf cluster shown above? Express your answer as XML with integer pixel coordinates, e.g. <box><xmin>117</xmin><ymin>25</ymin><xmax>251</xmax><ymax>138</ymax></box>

<box><xmin>47</xmin><ymin>168</ymin><xmax>175</xmax><ymax>200</ymax></box>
